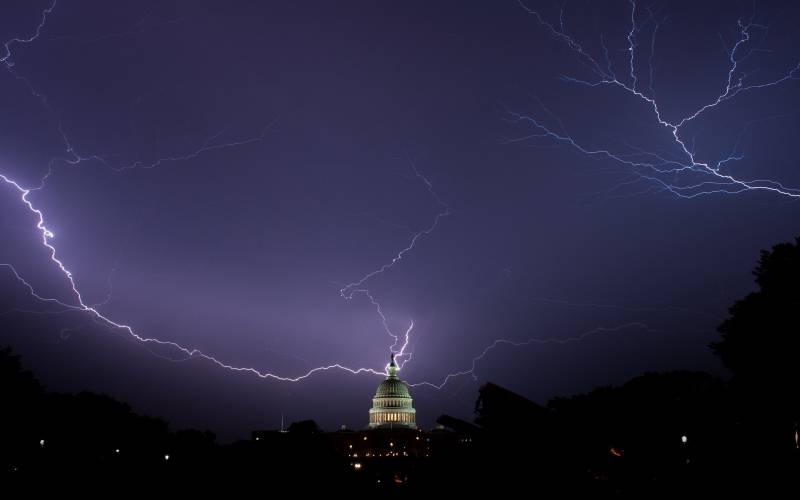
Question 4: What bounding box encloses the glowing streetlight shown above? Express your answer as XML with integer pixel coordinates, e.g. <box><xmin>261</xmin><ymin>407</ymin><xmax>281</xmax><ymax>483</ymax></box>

<box><xmin>681</xmin><ymin>435</ymin><xmax>688</xmax><ymax>444</ymax></box>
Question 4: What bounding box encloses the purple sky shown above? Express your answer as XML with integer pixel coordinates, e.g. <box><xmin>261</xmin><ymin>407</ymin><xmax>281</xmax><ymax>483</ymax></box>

<box><xmin>2</xmin><ymin>0</ymin><xmax>800</xmax><ymax>441</ymax></box>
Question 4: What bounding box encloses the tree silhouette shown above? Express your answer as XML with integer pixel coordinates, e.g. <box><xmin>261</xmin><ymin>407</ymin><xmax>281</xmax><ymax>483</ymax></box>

<box><xmin>0</xmin><ymin>347</ymin><xmax>46</xmax><ymax>472</ymax></box>
<box><xmin>287</xmin><ymin>419</ymin><xmax>322</xmax><ymax>434</ymax></box>
<box><xmin>711</xmin><ymin>237</ymin><xmax>800</xmax><ymax>448</ymax></box>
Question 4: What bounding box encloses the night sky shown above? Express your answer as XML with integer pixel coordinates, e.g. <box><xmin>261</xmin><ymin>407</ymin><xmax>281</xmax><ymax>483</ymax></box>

<box><xmin>2</xmin><ymin>0</ymin><xmax>799</xmax><ymax>441</ymax></box>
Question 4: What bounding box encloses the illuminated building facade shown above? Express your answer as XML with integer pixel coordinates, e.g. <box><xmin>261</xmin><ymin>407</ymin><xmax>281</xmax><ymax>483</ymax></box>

<box><xmin>368</xmin><ymin>354</ymin><xmax>417</xmax><ymax>429</ymax></box>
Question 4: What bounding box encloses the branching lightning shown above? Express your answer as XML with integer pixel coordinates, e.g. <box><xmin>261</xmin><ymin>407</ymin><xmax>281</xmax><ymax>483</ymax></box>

<box><xmin>510</xmin><ymin>0</ymin><xmax>800</xmax><ymax>198</ymax></box>
<box><xmin>0</xmin><ymin>0</ymin><xmax>705</xmax><ymax>393</ymax></box>
<box><xmin>338</xmin><ymin>162</ymin><xmax>452</xmax><ymax>370</ymax></box>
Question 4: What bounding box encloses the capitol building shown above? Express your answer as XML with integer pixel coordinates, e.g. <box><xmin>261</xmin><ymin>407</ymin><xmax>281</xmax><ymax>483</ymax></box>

<box><xmin>252</xmin><ymin>352</ymin><xmax>471</xmax><ymax>484</ymax></box>
<box><xmin>368</xmin><ymin>354</ymin><xmax>417</xmax><ymax>429</ymax></box>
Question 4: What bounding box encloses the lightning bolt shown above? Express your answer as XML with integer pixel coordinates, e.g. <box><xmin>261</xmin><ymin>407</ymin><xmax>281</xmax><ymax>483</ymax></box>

<box><xmin>1</xmin><ymin>0</ymin><xmax>57</xmax><ymax>68</ymax></box>
<box><xmin>510</xmin><ymin>0</ymin><xmax>800</xmax><ymax>198</ymax></box>
<box><xmin>339</xmin><ymin>164</ymin><xmax>451</xmax><ymax>301</ymax></box>
<box><xmin>1</xmin><ymin>158</ymin><xmax>442</xmax><ymax>382</ymax></box>
<box><xmin>339</xmin><ymin>162</ymin><xmax>451</xmax><ymax>370</ymax></box>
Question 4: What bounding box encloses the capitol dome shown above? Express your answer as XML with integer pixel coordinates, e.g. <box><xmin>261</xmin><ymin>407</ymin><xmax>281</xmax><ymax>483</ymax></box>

<box><xmin>368</xmin><ymin>354</ymin><xmax>417</xmax><ymax>429</ymax></box>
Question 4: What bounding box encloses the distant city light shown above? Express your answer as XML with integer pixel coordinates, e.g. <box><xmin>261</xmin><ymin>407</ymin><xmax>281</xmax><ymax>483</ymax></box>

<box><xmin>353</xmin><ymin>462</ymin><xmax>362</xmax><ymax>470</ymax></box>
<box><xmin>164</xmin><ymin>454</ymin><xmax>170</xmax><ymax>461</ymax></box>
<box><xmin>39</xmin><ymin>439</ymin><xmax>45</xmax><ymax>447</ymax></box>
<box><xmin>115</xmin><ymin>449</ymin><xmax>120</xmax><ymax>454</ymax></box>
<box><xmin>681</xmin><ymin>435</ymin><xmax>688</xmax><ymax>444</ymax></box>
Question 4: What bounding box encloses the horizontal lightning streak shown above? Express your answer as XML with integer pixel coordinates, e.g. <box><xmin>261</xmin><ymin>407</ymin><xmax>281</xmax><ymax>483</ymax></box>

<box><xmin>0</xmin><ymin>172</ymin><xmax>393</xmax><ymax>382</ymax></box>
<box><xmin>410</xmin><ymin>322</ymin><xmax>658</xmax><ymax>389</ymax></box>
